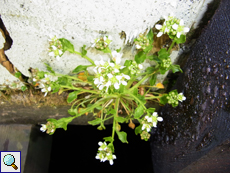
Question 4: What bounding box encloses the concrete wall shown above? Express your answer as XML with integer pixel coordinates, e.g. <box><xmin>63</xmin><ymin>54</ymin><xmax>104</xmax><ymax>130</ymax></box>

<box><xmin>0</xmin><ymin>0</ymin><xmax>213</xmax><ymax>88</ymax></box>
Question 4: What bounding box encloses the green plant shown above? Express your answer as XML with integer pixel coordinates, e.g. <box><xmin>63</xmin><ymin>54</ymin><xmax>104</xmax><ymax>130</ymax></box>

<box><xmin>35</xmin><ymin>15</ymin><xmax>188</xmax><ymax>165</ymax></box>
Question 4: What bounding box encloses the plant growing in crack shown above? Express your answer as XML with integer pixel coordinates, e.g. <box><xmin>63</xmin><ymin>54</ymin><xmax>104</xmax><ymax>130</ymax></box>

<box><xmin>31</xmin><ymin>15</ymin><xmax>188</xmax><ymax>165</ymax></box>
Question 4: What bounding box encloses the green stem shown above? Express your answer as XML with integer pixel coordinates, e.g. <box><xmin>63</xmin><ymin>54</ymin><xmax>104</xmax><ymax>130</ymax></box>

<box><xmin>74</xmin><ymin>51</ymin><xmax>95</xmax><ymax>65</ymax></box>
<box><xmin>129</xmin><ymin>74</ymin><xmax>150</xmax><ymax>92</ymax></box>
<box><xmin>112</xmin><ymin>98</ymin><xmax>120</xmax><ymax>142</ymax></box>
<box><xmin>60</xmin><ymin>85</ymin><xmax>99</xmax><ymax>94</ymax></box>
<box><xmin>127</xmin><ymin>91</ymin><xmax>146</xmax><ymax>110</ymax></box>
<box><xmin>168</xmin><ymin>39</ymin><xmax>176</xmax><ymax>53</ymax></box>
<box><xmin>126</xmin><ymin>72</ymin><xmax>148</xmax><ymax>89</ymax></box>
<box><xmin>145</xmin><ymin>96</ymin><xmax>161</xmax><ymax>100</ymax></box>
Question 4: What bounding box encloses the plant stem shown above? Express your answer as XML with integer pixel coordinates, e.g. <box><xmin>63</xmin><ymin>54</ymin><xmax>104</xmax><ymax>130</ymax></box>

<box><xmin>74</xmin><ymin>51</ymin><xmax>95</xmax><ymax>65</ymax></box>
<box><xmin>168</xmin><ymin>39</ymin><xmax>176</xmax><ymax>53</ymax></box>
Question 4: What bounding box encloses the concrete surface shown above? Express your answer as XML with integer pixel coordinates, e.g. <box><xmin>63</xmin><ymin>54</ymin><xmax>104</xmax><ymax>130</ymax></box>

<box><xmin>0</xmin><ymin>0</ymin><xmax>213</xmax><ymax>88</ymax></box>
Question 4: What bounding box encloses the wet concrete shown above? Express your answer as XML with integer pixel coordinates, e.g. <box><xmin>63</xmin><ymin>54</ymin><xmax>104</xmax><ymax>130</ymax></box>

<box><xmin>150</xmin><ymin>0</ymin><xmax>230</xmax><ymax>172</ymax></box>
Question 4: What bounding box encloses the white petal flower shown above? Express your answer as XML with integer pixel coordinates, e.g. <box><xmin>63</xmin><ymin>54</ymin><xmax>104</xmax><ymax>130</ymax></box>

<box><xmin>172</xmin><ymin>24</ymin><xmax>178</xmax><ymax>30</ymax></box>
<box><xmin>40</xmin><ymin>124</ymin><xmax>46</xmax><ymax>132</ymax></box>
<box><xmin>157</xmin><ymin>32</ymin><xmax>163</xmax><ymax>37</ymax></box>
<box><xmin>59</xmin><ymin>50</ymin><xmax>63</xmax><ymax>55</ymax></box>
<box><xmin>112</xmin><ymin>51</ymin><xmax>122</xmax><ymax>64</ymax></box>
<box><xmin>122</xmin><ymin>74</ymin><xmax>130</xmax><ymax>80</ymax></box>
<box><xmin>121</xmin><ymin>80</ymin><xmax>127</xmax><ymax>86</ymax></box>
<box><xmin>138</xmin><ymin>64</ymin><xmax>143</xmax><ymax>69</ymax></box>
<box><xmin>177</xmin><ymin>32</ymin><xmax>181</xmax><ymax>38</ymax></box>
<box><xmin>114</xmin><ymin>82</ymin><xmax>120</xmax><ymax>89</ymax></box>
<box><xmin>136</xmin><ymin>44</ymin><xmax>141</xmax><ymax>49</ymax></box>
<box><xmin>48</xmin><ymin>52</ymin><xmax>55</xmax><ymax>57</ymax></box>
<box><xmin>107</xmin><ymin>73</ymin><xmax>113</xmax><ymax>79</ymax></box>
<box><xmin>48</xmin><ymin>87</ymin><xmax>51</xmax><ymax>91</ymax></box>
<box><xmin>153</xmin><ymin>122</ymin><xmax>157</xmax><ymax>127</ymax></box>
<box><xmin>155</xmin><ymin>24</ymin><xmax>162</xmax><ymax>30</ymax></box>
<box><xmin>99</xmin><ymin>85</ymin><xmax>104</xmax><ymax>90</ymax></box>
<box><xmin>109</xmin><ymin>160</ymin><xmax>114</xmax><ymax>165</ymax></box>
<box><xmin>116</xmin><ymin>75</ymin><xmax>122</xmax><ymax>80</ymax></box>
<box><xmin>152</xmin><ymin>112</ymin><xmax>158</xmax><ymax>117</ymax></box>
<box><xmin>157</xmin><ymin>117</ymin><xmax>163</xmax><ymax>122</ymax></box>
<box><xmin>51</xmin><ymin>45</ymin><xmax>57</xmax><ymax>50</ymax></box>
<box><xmin>114</xmin><ymin>68</ymin><xmax>119</xmax><ymax>73</ymax></box>
<box><xmin>33</xmin><ymin>78</ymin><xmax>37</xmax><ymax>82</ymax></box>
<box><xmin>184</xmin><ymin>27</ymin><xmax>190</xmax><ymax>33</ymax></box>
<box><xmin>94</xmin><ymin>78</ymin><xmax>100</xmax><ymax>85</ymax></box>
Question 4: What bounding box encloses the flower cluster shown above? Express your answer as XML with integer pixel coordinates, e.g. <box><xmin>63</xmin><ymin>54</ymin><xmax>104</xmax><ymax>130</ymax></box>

<box><xmin>48</xmin><ymin>35</ymin><xmax>63</xmax><ymax>61</ymax></box>
<box><xmin>141</xmin><ymin>112</ymin><xmax>163</xmax><ymax>140</ymax></box>
<box><xmin>128</xmin><ymin>61</ymin><xmax>143</xmax><ymax>75</ymax></box>
<box><xmin>93</xmin><ymin>51</ymin><xmax>130</xmax><ymax>92</ymax></box>
<box><xmin>162</xmin><ymin>58</ymin><xmax>172</xmax><ymax>69</ymax></box>
<box><xmin>95</xmin><ymin>142</ymin><xmax>116</xmax><ymax>165</ymax></box>
<box><xmin>40</xmin><ymin>121</ymin><xmax>56</xmax><ymax>134</ymax></box>
<box><xmin>33</xmin><ymin>74</ymin><xmax>52</xmax><ymax>97</ymax></box>
<box><xmin>134</xmin><ymin>34</ymin><xmax>150</xmax><ymax>50</ymax></box>
<box><xmin>167</xmin><ymin>91</ymin><xmax>186</xmax><ymax>107</ymax></box>
<box><xmin>155</xmin><ymin>15</ymin><xmax>189</xmax><ymax>38</ymax></box>
<box><xmin>92</xmin><ymin>35</ymin><xmax>112</xmax><ymax>50</ymax></box>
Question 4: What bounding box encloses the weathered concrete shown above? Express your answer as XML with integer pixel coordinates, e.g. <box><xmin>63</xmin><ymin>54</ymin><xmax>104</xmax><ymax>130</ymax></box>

<box><xmin>0</xmin><ymin>0</ymin><xmax>213</xmax><ymax>88</ymax></box>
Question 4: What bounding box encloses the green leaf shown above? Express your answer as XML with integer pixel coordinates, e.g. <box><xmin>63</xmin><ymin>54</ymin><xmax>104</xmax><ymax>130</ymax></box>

<box><xmin>170</xmin><ymin>64</ymin><xmax>183</xmax><ymax>73</ymax></box>
<box><xmin>44</xmin><ymin>63</ymin><xmax>55</xmax><ymax>73</ymax></box>
<box><xmin>108</xmin><ymin>143</ymin><xmax>115</xmax><ymax>152</ymax></box>
<box><xmin>134</xmin><ymin>104</ymin><xmax>144</xmax><ymax>119</ymax></box>
<box><xmin>59</xmin><ymin>38</ymin><xmax>75</xmax><ymax>53</ymax></box>
<box><xmin>116</xmin><ymin>130</ymin><xmax>128</xmax><ymax>143</ymax></box>
<box><xmin>158</xmin><ymin>48</ymin><xmax>170</xmax><ymax>60</ymax></box>
<box><xmin>135</xmin><ymin>51</ymin><xmax>147</xmax><ymax>64</ymax></box>
<box><xmin>147</xmin><ymin>29</ymin><xmax>154</xmax><ymax>40</ymax></box>
<box><xmin>15</xmin><ymin>72</ymin><xmax>22</xmax><ymax>78</ymax></box>
<box><xmin>143</xmin><ymin>45</ymin><xmax>153</xmax><ymax>53</ymax></box>
<box><xmin>87</xmin><ymin>76</ymin><xmax>94</xmax><ymax>83</ymax></box>
<box><xmin>68</xmin><ymin>108</ymin><xmax>78</xmax><ymax>115</ymax></box>
<box><xmin>103</xmin><ymin>136</ymin><xmax>114</xmax><ymax>143</ymax></box>
<box><xmin>37</xmin><ymin>71</ymin><xmax>45</xmax><ymax>79</ymax></box>
<box><xmin>72</xmin><ymin>65</ymin><xmax>90</xmax><ymax>73</ymax></box>
<box><xmin>147</xmin><ymin>108</ymin><xmax>155</xmax><ymax>113</ymax></box>
<box><xmin>115</xmin><ymin>116</ymin><xmax>126</xmax><ymax>123</ymax></box>
<box><xmin>137</xmin><ymin>94</ymin><xmax>146</xmax><ymax>104</ymax></box>
<box><xmin>88</xmin><ymin>118</ymin><xmax>102</xmax><ymax>125</ymax></box>
<box><xmin>58</xmin><ymin>76</ymin><xmax>71</xmax><ymax>86</ymax></box>
<box><xmin>101</xmin><ymin>47</ymin><xmax>111</xmax><ymax>54</ymax></box>
<box><xmin>159</xmin><ymin>95</ymin><xmax>168</xmax><ymax>105</ymax></box>
<box><xmin>135</xmin><ymin>124</ymin><xmax>142</xmax><ymax>135</ymax></box>
<box><xmin>81</xmin><ymin>45</ymin><xmax>87</xmax><ymax>57</ymax></box>
<box><xmin>67</xmin><ymin>91</ymin><xmax>80</xmax><ymax>103</ymax></box>
<box><xmin>174</xmin><ymin>35</ymin><xmax>186</xmax><ymax>44</ymax></box>
<box><xmin>116</xmin><ymin>47</ymin><xmax>121</xmax><ymax>52</ymax></box>
<box><xmin>149</xmin><ymin>74</ymin><xmax>157</xmax><ymax>86</ymax></box>
<box><xmin>108</xmin><ymin>108</ymin><xmax>116</xmax><ymax>115</ymax></box>
<box><xmin>159</xmin><ymin>67</ymin><xmax>168</xmax><ymax>74</ymax></box>
<box><xmin>146</xmin><ymin>66</ymin><xmax>155</xmax><ymax>74</ymax></box>
<box><xmin>21</xmin><ymin>86</ymin><xmax>27</xmax><ymax>91</ymax></box>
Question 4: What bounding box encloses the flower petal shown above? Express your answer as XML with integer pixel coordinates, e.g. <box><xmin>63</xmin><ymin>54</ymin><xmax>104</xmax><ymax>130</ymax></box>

<box><xmin>155</xmin><ymin>24</ymin><xmax>162</xmax><ymax>30</ymax></box>
<box><xmin>157</xmin><ymin>32</ymin><xmax>163</xmax><ymax>37</ymax></box>
<box><xmin>114</xmin><ymin>83</ymin><xmax>120</xmax><ymax>89</ymax></box>
<box><xmin>157</xmin><ymin>117</ymin><xmax>163</xmax><ymax>122</ymax></box>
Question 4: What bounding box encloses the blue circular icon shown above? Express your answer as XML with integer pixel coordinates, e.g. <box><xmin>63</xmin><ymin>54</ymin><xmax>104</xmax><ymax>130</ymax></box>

<box><xmin>3</xmin><ymin>154</ymin><xmax>15</xmax><ymax>165</ymax></box>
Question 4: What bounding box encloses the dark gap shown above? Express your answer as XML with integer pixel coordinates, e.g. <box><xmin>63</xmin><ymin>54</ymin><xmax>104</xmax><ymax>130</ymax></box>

<box><xmin>49</xmin><ymin>124</ymin><xmax>154</xmax><ymax>173</ymax></box>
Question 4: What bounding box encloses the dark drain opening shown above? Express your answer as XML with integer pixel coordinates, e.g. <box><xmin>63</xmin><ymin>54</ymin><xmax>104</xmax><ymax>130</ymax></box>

<box><xmin>49</xmin><ymin>124</ymin><xmax>154</xmax><ymax>173</ymax></box>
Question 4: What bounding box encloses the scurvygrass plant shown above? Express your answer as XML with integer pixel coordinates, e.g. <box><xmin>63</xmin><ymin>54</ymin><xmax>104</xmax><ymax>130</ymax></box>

<box><xmin>33</xmin><ymin>16</ymin><xmax>188</xmax><ymax>165</ymax></box>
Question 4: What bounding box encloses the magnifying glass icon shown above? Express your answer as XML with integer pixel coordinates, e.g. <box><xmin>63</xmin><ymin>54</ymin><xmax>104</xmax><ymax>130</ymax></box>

<box><xmin>3</xmin><ymin>154</ymin><xmax>18</xmax><ymax>170</ymax></box>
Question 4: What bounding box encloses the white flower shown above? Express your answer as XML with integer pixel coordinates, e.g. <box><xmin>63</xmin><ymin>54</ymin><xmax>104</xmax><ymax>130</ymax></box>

<box><xmin>142</xmin><ymin>124</ymin><xmax>151</xmax><ymax>132</ymax></box>
<box><xmin>157</xmin><ymin>32</ymin><xmax>163</xmax><ymax>37</ymax></box>
<box><xmin>172</xmin><ymin>24</ymin><xmax>178</xmax><ymax>30</ymax></box>
<box><xmin>98</xmin><ymin>141</ymin><xmax>107</xmax><ymax>151</ymax></box>
<box><xmin>135</xmin><ymin>44</ymin><xmax>141</xmax><ymax>49</ymax></box>
<box><xmin>122</xmin><ymin>74</ymin><xmax>130</xmax><ymax>80</ymax></box>
<box><xmin>112</xmin><ymin>51</ymin><xmax>123</xmax><ymax>64</ymax></box>
<box><xmin>155</xmin><ymin>24</ymin><xmax>162</xmax><ymax>30</ymax></box>
<box><xmin>51</xmin><ymin>45</ymin><xmax>57</xmax><ymax>50</ymax></box>
<box><xmin>40</xmin><ymin>124</ymin><xmax>47</xmax><ymax>132</ymax></box>
<box><xmin>184</xmin><ymin>27</ymin><xmax>190</xmax><ymax>33</ymax></box>
<box><xmin>178</xmin><ymin>93</ymin><xmax>186</xmax><ymax>102</ymax></box>
<box><xmin>145</xmin><ymin>116</ymin><xmax>153</xmax><ymax>123</ymax></box>
<box><xmin>114</xmin><ymin>82</ymin><xmax>120</xmax><ymax>89</ymax></box>
<box><xmin>138</xmin><ymin>64</ymin><xmax>143</xmax><ymax>69</ymax></box>
<box><xmin>107</xmin><ymin>73</ymin><xmax>113</xmax><ymax>79</ymax></box>
<box><xmin>177</xmin><ymin>32</ymin><xmax>181</xmax><ymax>38</ymax></box>
<box><xmin>106</xmin><ymin>153</ymin><xmax>116</xmax><ymax>165</ymax></box>
<box><xmin>41</xmin><ymin>86</ymin><xmax>51</xmax><ymax>97</ymax></box>
<box><xmin>48</xmin><ymin>52</ymin><xmax>55</xmax><ymax>57</ymax></box>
